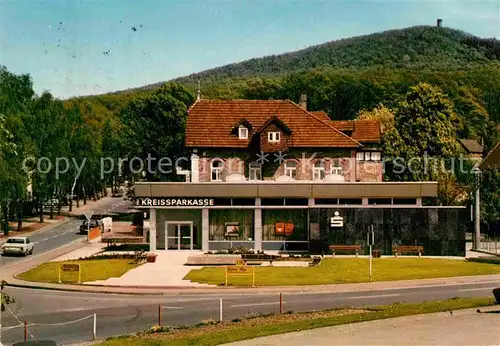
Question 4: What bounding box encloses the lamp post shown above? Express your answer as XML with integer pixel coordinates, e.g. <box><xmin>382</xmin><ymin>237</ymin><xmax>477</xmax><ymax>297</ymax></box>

<box><xmin>0</xmin><ymin>280</ymin><xmax>6</xmax><ymax>346</ymax></box>
<box><xmin>473</xmin><ymin>167</ymin><xmax>481</xmax><ymax>251</ymax></box>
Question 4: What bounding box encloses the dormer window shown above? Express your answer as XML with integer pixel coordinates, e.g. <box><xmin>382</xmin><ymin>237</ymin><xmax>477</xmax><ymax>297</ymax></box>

<box><xmin>238</xmin><ymin>126</ymin><xmax>248</xmax><ymax>139</ymax></box>
<box><xmin>268</xmin><ymin>131</ymin><xmax>280</xmax><ymax>143</ymax></box>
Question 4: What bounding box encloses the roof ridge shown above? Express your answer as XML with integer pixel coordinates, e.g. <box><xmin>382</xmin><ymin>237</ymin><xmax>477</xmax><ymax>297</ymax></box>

<box><xmin>187</xmin><ymin>98</ymin><xmax>200</xmax><ymax>113</ymax></box>
<box><xmin>196</xmin><ymin>98</ymin><xmax>286</xmax><ymax>103</ymax></box>
<box><xmin>286</xmin><ymin>100</ymin><xmax>362</xmax><ymax>147</ymax></box>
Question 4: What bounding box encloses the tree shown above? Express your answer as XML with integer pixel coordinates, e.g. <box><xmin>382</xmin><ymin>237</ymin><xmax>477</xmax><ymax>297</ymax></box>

<box><xmin>396</xmin><ymin>83</ymin><xmax>462</xmax><ymax>158</ymax></box>
<box><xmin>120</xmin><ymin>83</ymin><xmax>194</xmax><ymax>181</ymax></box>
<box><xmin>0</xmin><ymin>67</ymin><xmax>33</xmax><ymax>235</ymax></box>
<box><xmin>357</xmin><ymin>103</ymin><xmax>396</xmax><ymax>133</ymax></box>
<box><xmin>480</xmin><ymin>167</ymin><xmax>500</xmax><ymax>232</ymax></box>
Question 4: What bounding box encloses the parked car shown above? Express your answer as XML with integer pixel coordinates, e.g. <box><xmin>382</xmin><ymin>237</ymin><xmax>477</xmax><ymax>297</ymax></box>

<box><xmin>43</xmin><ymin>198</ymin><xmax>59</xmax><ymax>208</ymax></box>
<box><xmin>1</xmin><ymin>237</ymin><xmax>34</xmax><ymax>256</ymax></box>
<box><xmin>79</xmin><ymin>219</ymin><xmax>102</xmax><ymax>234</ymax></box>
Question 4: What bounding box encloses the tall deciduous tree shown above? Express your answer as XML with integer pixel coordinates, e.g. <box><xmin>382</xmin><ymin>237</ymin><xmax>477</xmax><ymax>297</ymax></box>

<box><xmin>120</xmin><ymin>83</ymin><xmax>194</xmax><ymax>181</ymax></box>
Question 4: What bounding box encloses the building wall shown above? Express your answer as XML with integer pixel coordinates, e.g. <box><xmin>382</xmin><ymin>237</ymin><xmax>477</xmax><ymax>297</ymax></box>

<box><xmin>356</xmin><ymin>161</ymin><xmax>383</xmax><ymax>182</ymax></box>
<box><xmin>196</xmin><ymin>149</ymin><xmax>382</xmax><ymax>182</ymax></box>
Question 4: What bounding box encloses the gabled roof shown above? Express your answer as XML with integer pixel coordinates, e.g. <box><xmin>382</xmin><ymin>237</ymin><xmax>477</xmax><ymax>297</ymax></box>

<box><xmin>459</xmin><ymin>139</ymin><xmax>483</xmax><ymax>154</ymax></box>
<box><xmin>185</xmin><ymin>99</ymin><xmax>367</xmax><ymax>148</ymax></box>
<box><xmin>231</xmin><ymin>119</ymin><xmax>254</xmax><ymax>133</ymax></box>
<box><xmin>257</xmin><ymin>115</ymin><xmax>292</xmax><ymax>135</ymax></box>
<box><xmin>329</xmin><ymin>120</ymin><xmax>381</xmax><ymax>143</ymax></box>
<box><xmin>310</xmin><ymin>111</ymin><xmax>330</xmax><ymax>122</ymax></box>
<box><xmin>480</xmin><ymin>142</ymin><xmax>500</xmax><ymax>169</ymax></box>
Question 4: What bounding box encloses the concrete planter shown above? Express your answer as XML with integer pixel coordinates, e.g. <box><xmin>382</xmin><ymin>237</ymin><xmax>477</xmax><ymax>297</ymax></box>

<box><xmin>146</xmin><ymin>253</ymin><xmax>157</xmax><ymax>263</ymax></box>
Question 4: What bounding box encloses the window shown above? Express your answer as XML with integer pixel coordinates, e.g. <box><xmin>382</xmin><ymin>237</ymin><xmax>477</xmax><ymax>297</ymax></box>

<box><xmin>331</xmin><ymin>160</ymin><xmax>343</xmax><ymax>175</ymax></box>
<box><xmin>268</xmin><ymin>131</ymin><xmax>280</xmax><ymax>143</ymax></box>
<box><xmin>313</xmin><ymin>161</ymin><xmax>326</xmax><ymax>181</ymax></box>
<box><xmin>356</xmin><ymin>151</ymin><xmax>381</xmax><ymax>161</ymax></box>
<box><xmin>238</xmin><ymin>126</ymin><xmax>248</xmax><ymax>139</ymax></box>
<box><xmin>211</xmin><ymin>159</ymin><xmax>224</xmax><ymax>181</ymax></box>
<box><xmin>371</xmin><ymin>152</ymin><xmax>381</xmax><ymax>161</ymax></box>
<box><xmin>248</xmin><ymin>161</ymin><xmax>262</xmax><ymax>181</ymax></box>
<box><xmin>285</xmin><ymin>161</ymin><xmax>297</xmax><ymax>179</ymax></box>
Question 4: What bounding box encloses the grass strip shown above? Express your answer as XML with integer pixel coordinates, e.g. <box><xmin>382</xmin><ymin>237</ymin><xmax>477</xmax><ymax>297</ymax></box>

<box><xmin>17</xmin><ymin>259</ymin><xmax>141</xmax><ymax>284</ymax></box>
<box><xmin>97</xmin><ymin>297</ymin><xmax>496</xmax><ymax>346</ymax></box>
<box><xmin>185</xmin><ymin>258</ymin><xmax>500</xmax><ymax>286</ymax></box>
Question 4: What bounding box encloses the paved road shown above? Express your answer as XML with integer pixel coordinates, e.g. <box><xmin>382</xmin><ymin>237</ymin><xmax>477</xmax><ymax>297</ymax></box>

<box><xmin>1</xmin><ymin>281</ymin><xmax>498</xmax><ymax>345</ymax></box>
<box><xmin>0</xmin><ymin>219</ymin><xmax>85</xmax><ymax>268</ymax></box>
<box><xmin>0</xmin><ymin>198</ymin><xmax>133</xmax><ymax>268</ymax></box>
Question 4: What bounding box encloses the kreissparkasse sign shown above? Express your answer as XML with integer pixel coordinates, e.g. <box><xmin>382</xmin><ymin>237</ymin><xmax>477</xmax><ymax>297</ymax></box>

<box><xmin>135</xmin><ymin>197</ymin><xmax>215</xmax><ymax>207</ymax></box>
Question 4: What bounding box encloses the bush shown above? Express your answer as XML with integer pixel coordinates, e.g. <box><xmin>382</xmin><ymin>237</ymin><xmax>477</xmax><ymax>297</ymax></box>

<box><xmin>227</xmin><ymin>246</ymin><xmax>254</xmax><ymax>255</ymax></box>
<box><xmin>466</xmin><ymin>258</ymin><xmax>500</xmax><ymax>265</ymax></box>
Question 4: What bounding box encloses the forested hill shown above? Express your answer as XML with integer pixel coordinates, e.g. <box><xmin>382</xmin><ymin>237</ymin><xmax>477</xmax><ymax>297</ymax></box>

<box><xmin>152</xmin><ymin>25</ymin><xmax>498</xmax><ymax>87</ymax></box>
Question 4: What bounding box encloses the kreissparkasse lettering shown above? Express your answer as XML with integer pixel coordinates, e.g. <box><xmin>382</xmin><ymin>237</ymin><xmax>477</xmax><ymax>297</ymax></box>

<box><xmin>135</xmin><ymin>197</ymin><xmax>215</xmax><ymax>207</ymax></box>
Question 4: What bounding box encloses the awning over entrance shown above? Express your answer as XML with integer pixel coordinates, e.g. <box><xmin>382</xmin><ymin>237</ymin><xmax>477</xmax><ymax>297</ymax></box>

<box><xmin>134</xmin><ymin>181</ymin><xmax>437</xmax><ymax>199</ymax></box>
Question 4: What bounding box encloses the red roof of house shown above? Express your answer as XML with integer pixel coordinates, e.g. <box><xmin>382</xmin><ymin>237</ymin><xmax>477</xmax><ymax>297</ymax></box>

<box><xmin>329</xmin><ymin>120</ymin><xmax>381</xmax><ymax>143</ymax></box>
<box><xmin>310</xmin><ymin>111</ymin><xmax>330</xmax><ymax>121</ymax></box>
<box><xmin>186</xmin><ymin>99</ymin><xmax>380</xmax><ymax>148</ymax></box>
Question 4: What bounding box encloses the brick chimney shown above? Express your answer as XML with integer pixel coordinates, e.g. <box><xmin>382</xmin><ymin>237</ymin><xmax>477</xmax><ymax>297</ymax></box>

<box><xmin>299</xmin><ymin>94</ymin><xmax>307</xmax><ymax>110</ymax></box>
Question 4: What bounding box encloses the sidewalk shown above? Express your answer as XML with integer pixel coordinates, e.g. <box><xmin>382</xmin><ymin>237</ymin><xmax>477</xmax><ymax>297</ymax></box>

<box><xmin>222</xmin><ymin>306</ymin><xmax>500</xmax><ymax>346</ymax></box>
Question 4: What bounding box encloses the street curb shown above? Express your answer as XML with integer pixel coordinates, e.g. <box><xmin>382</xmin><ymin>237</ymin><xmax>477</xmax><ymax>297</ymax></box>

<box><xmin>6</xmin><ymin>274</ymin><xmax>500</xmax><ymax>296</ymax></box>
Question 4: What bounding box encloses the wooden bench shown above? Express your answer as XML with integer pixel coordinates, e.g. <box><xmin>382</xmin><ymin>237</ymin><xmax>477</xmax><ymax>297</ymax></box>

<box><xmin>329</xmin><ymin>245</ymin><xmax>361</xmax><ymax>257</ymax></box>
<box><xmin>309</xmin><ymin>256</ymin><xmax>322</xmax><ymax>267</ymax></box>
<box><xmin>242</xmin><ymin>254</ymin><xmax>280</xmax><ymax>261</ymax></box>
<box><xmin>393</xmin><ymin>245</ymin><xmax>424</xmax><ymax>257</ymax></box>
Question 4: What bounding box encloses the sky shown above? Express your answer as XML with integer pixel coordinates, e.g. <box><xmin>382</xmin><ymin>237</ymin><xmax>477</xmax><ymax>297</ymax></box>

<box><xmin>1</xmin><ymin>0</ymin><xmax>500</xmax><ymax>99</ymax></box>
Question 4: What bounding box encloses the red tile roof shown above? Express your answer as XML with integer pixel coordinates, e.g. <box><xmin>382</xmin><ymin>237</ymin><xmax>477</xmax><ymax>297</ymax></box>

<box><xmin>186</xmin><ymin>99</ymin><xmax>380</xmax><ymax>148</ymax></box>
<box><xmin>310</xmin><ymin>111</ymin><xmax>330</xmax><ymax>121</ymax></box>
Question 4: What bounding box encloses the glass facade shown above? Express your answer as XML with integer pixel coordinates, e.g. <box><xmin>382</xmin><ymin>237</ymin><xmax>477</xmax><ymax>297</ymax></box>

<box><xmin>309</xmin><ymin>208</ymin><xmax>467</xmax><ymax>256</ymax></box>
<box><xmin>209</xmin><ymin>209</ymin><xmax>254</xmax><ymax>241</ymax></box>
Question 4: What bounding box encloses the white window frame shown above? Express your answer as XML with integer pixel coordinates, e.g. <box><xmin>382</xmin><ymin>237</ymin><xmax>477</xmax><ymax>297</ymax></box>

<box><xmin>210</xmin><ymin>159</ymin><xmax>224</xmax><ymax>182</ymax></box>
<box><xmin>313</xmin><ymin>161</ymin><xmax>326</xmax><ymax>181</ymax></box>
<box><xmin>356</xmin><ymin>152</ymin><xmax>365</xmax><ymax>161</ymax></box>
<box><xmin>238</xmin><ymin>126</ymin><xmax>248</xmax><ymax>139</ymax></box>
<box><xmin>331</xmin><ymin>160</ymin><xmax>343</xmax><ymax>175</ymax></box>
<box><xmin>284</xmin><ymin>161</ymin><xmax>297</xmax><ymax>179</ymax></box>
<box><xmin>268</xmin><ymin>131</ymin><xmax>280</xmax><ymax>143</ymax></box>
<box><xmin>371</xmin><ymin>151</ymin><xmax>381</xmax><ymax>161</ymax></box>
<box><xmin>248</xmin><ymin>161</ymin><xmax>262</xmax><ymax>181</ymax></box>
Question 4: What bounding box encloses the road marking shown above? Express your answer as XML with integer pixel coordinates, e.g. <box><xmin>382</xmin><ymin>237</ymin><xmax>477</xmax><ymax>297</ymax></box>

<box><xmin>458</xmin><ymin>287</ymin><xmax>496</xmax><ymax>292</ymax></box>
<box><xmin>348</xmin><ymin>293</ymin><xmax>401</xmax><ymax>299</ymax></box>
<box><xmin>230</xmin><ymin>302</ymin><xmax>287</xmax><ymax>308</ymax></box>
<box><xmin>40</xmin><ymin>238</ymin><xmax>48</xmax><ymax>241</ymax></box>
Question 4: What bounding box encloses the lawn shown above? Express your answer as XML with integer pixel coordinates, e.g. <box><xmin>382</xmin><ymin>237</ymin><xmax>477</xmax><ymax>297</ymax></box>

<box><xmin>18</xmin><ymin>258</ymin><xmax>142</xmax><ymax>284</ymax></box>
<box><xmin>96</xmin><ymin>297</ymin><xmax>496</xmax><ymax>346</ymax></box>
<box><xmin>185</xmin><ymin>258</ymin><xmax>500</xmax><ymax>286</ymax></box>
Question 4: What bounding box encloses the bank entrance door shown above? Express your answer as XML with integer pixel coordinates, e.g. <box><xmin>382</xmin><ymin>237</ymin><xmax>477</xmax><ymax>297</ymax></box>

<box><xmin>166</xmin><ymin>222</ymin><xmax>193</xmax><ymax>250</ymax></box>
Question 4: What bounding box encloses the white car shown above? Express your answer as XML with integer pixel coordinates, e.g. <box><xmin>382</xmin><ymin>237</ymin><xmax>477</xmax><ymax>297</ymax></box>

<box><xmin>1</xmin><ymin>237</ymin><xmax>34</xmax><ymax>256</ymax></box>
